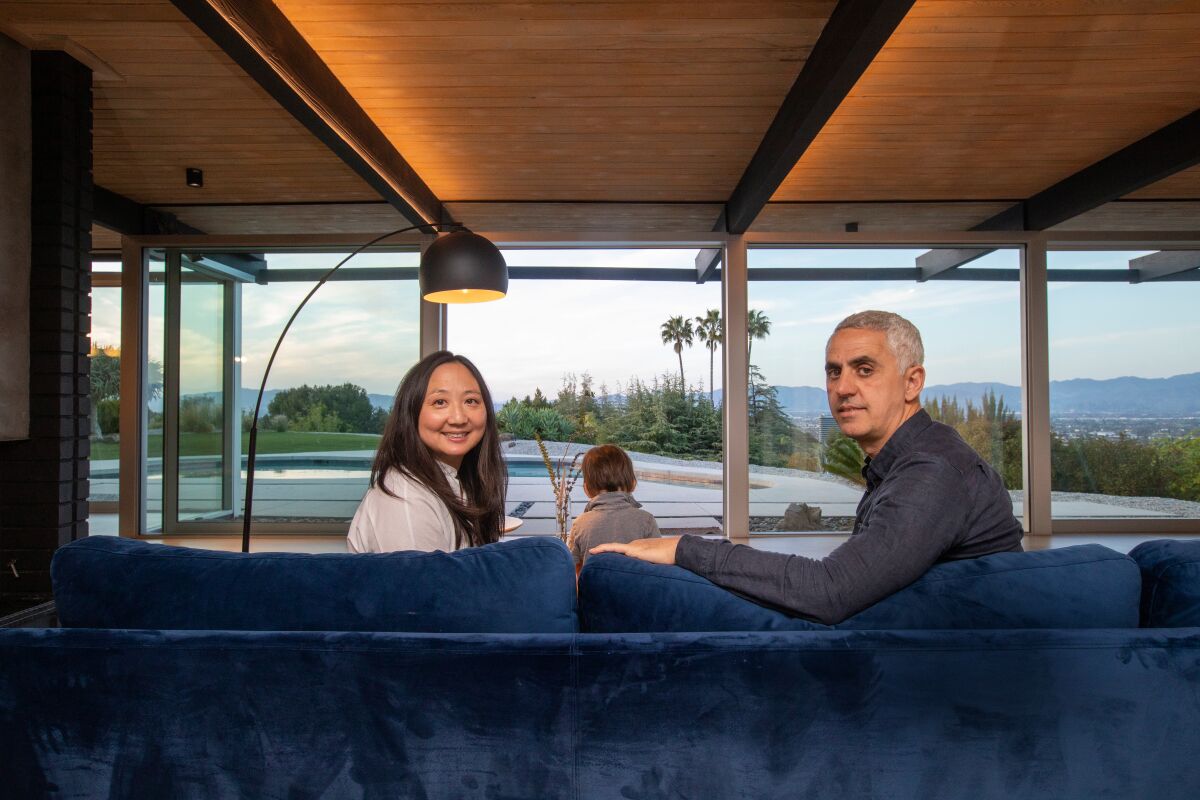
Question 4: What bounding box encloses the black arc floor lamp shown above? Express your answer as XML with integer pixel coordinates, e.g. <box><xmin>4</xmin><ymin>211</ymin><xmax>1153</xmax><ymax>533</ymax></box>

<box><xmin>240</xmin><ymin>225</ymin><xmax>508</xmax><ymax>552</ymax></box>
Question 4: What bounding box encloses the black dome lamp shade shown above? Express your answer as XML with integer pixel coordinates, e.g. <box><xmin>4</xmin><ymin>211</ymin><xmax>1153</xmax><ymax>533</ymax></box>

<box><xmin>420</xmin><ymin>230</ymin><xmax>508</xmax><ymax>303</ymax></box>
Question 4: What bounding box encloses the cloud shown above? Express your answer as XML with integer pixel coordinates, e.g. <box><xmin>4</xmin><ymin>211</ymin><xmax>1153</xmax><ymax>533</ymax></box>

<box><xmin>1051</xmin><ymin>323</ymin><xmax>1200</xmax><ymax>350</ymax></box>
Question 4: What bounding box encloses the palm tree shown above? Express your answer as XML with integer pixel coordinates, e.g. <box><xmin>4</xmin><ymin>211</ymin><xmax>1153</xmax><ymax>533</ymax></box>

<box><xmin>660</xmin><ymin>315</ymin><xmax>694</xmax><ymax>390</ymax></box>
<box><xmin>694</xmin><ymin>309</ymin><xmax>722</xmax><ymax>406</ymax></box>
<box><xmin>747</xmin><ymin>309</ymin><xmax>771</xmax><ymax>366</ymax></box>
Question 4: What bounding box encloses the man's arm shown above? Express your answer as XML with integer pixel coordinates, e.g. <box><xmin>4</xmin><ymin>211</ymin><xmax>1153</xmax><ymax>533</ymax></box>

<box><xmin>596</xmin><ymin>454</ymin><xmax>970</xmax><ymax>625</ymax></box>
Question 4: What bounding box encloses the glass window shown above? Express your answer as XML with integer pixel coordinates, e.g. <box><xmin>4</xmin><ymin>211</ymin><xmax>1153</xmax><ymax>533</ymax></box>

<box><xmin>236</xmin><ymin>250</ymin><xmax>419</xmax><ymax>526</ymax></box>
<box><xmin>177</xmin><ymin>257</ymin><xmax>228</xmax><ymax>522</ymax></box>
<box><xmin>1048</xmin><ymin>249</ymin><xmax>1200</xmax><ymax>521</ymax></box>
<box><xmin>145</xmin><ymin>248</ymin><xmax>419</xmax><ymax>532</ymax></box>
<box><xmin>147</xmin><ymin>253</ymin><xmax>166</xmax><ymax>532</ymax></box>
<box><xmin>87</xmin><ymin>269</ymin><xmax>121</xmax><ymax>514</ymax></box>
<box><xmin>746</xmin><ymin>246</ymin><xmax>1023</xmax><ymax>533</ymax></box>
<box><xmin>449</xmin><ymin>248</ymin><xmax>724</xmax><ymax>537</ymax></box>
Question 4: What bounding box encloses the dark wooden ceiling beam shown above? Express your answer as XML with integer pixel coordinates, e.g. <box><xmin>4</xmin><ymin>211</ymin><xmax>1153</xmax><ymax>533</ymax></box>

<box><xmin>918</xmin><ymin>109</ymin><xmax>1200</xmax><ymax>279</ymax></box>
<box><xmin>95</xmin><ymin>185</ymin><xmax>264</xmax><ymax>275</ymax></box>
<box><xmin>915</xmin><ymin>205</ymin><xmax>1025</xmax><ymax>278</ymax></box>
<box><xmin>168</xmin><ymin>0</ymin><xmax>441</xmax><ymax>230</ymax></box>
<box><xmin>695</xmin><ymin>0</ymin><xmax>915</xmax><ymax>282</ymax></box>
<box><xmin>1130</xmin><ymin>250</ymin><xmax>1200</xmax><ymax>283</ymax></box>
<box><xmin>1025</xmin><ymin>110</ymin><xmax>1200</xmax><ymax>232</ymax></box>
<box><xmin>724</xmin><ymin>0</ymin><xmax>915</xmax><ymax>235</ymax></box>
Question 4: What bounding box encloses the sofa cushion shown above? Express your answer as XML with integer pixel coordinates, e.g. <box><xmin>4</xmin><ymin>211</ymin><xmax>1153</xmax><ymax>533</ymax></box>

<box><xmin>1129</xmin><ymin>539</ymin><xmax>1200</xmax><ymax>627</ymax></box>
<box><xmin>578</xmin><ymin>544</ymin><xmax>1140</xmax><ymax>632</ymax></box>
<box><xmin>52</xmin><ymin>536</ymin><xmax>578</xmax><ymax>633</ymax></box>
<box><xmin>838</xmin><ymin>544</ymin><xmax>1140</xmax><ymax>630</ymax></box>
<box><xmin>579</xmin><ymin>554</ymin><xmax>830</xmax><ymax>633</ymax></box>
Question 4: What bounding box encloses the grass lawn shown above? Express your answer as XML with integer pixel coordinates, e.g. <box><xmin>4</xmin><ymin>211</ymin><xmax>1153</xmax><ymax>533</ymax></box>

<box><xmin>90</xmin><ymin>431</ymin><xmax>381</xmax><ymax>461</ymax></box>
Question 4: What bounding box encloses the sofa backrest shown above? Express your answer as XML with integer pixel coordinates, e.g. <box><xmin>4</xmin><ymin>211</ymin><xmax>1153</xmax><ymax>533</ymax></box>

<box><xmin>1129</xmin><ymin>539</ymin><xmax>1200</xmax><ymax>627</ymax></box>
<box><xmin>52</xmin><ymin>536</ymin><xmax>578</xmax><ymax>633</ymax></box>
<box><xmin>579</xmin><ymin>543</ymin><xmax>1141</xmax><ymax>632</ymax></box>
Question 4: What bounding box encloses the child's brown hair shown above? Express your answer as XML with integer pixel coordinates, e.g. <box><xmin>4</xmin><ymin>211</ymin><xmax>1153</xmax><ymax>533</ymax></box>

<box><xmin>581</xmin><ymin>444</ymin><xmax>637</xmax><ymax>494</ymax></box>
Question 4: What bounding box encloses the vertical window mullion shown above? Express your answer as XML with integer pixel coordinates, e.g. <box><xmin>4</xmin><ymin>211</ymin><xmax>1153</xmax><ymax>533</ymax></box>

<box><xmin>118</xmin><ymin>238</ymin><xmax>145</xmax><ymax>535</ymax></box>
<box><xmin>723</xmin><ymin>235</ymin><xmax>749</xmax><ymax>542</ymax></box>
<box><xmin>1020</xmin><ymin>236</ymin><xmax>1052</xmax><ymax>536</ymax></box>
<box><xmin>224</xmin><ymin>280</ymin><xmax>241</xmax><ymax>515</ymax></box>
<box><xmin>162</xmin><ymin>249</ymin><xmax>181</xmax><ymax>533</ymax></box>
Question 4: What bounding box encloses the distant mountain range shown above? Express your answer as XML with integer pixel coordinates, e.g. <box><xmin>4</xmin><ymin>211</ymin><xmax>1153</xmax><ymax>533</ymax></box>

<box><xmin>174</xmin><ymin>372</ymin><xmax>1199</xmax><ymax>418</ymax></box>
<box><xmin>768</xmin><ymin>372</ymin><xmax>1200</xmax><ymax>417</ymax></box>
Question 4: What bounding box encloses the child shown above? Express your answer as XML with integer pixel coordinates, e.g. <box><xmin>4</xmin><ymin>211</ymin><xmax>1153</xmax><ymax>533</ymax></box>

<box><xmin>568</xmin><ymin>444</ymin><xmax>661</xmax><ymax>568</ymax></box>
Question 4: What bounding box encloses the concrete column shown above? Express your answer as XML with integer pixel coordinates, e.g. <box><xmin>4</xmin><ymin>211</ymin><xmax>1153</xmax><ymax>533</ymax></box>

<box><xmin>0</xmin><ymin>33</ymin><xmax>31</xmax><ymax>442</ymax></box>
<box><xmin>0</xmin><ymin>50</ymin><xmax>92</xmax><ymax>615</ymax></box>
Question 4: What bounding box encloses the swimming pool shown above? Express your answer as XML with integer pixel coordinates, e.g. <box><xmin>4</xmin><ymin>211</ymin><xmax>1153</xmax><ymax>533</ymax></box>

<box><xmin>246</xmin><ymin>457</ymin><xmax>555</xmax><ymax>480</ymax></box>
<box><xmin>98</xmin><ymin>454</ymin><xmax>733</xmax><ymax>489</ymax></box>
<box><xmin>102</xmin><ymin>455</ymin><xmax>563</xmax><ymax>481</ymax></box>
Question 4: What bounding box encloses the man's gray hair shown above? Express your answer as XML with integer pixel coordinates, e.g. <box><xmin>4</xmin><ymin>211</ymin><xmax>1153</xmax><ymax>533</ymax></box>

<box><xmin>832</xmin><ymin>310</ymin><xmax>924</xmax><ymax>371</ymax></box>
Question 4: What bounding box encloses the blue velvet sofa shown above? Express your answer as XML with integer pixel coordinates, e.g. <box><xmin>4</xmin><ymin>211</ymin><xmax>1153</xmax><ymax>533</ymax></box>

<box><xmin>3</xmin><ymin>535</ymin><xmax>1200</xmax><ymax>799</ymax></box>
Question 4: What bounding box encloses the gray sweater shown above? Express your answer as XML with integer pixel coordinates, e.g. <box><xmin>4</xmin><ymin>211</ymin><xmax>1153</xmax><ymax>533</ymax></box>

<box><xmin>675</xmin><ymin>410</ymin><xmax>1024</xmax><ymax>625</ymax></box>
<box><xmin>569</xmin><ymin>492</ymin><xmax>661</xmax><ymax>566</ymax></box>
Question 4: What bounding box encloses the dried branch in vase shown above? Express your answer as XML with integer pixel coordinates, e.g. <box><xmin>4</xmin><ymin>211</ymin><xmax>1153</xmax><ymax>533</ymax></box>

<box><xmin>534</xmin><ymin>432</ymin><xmax>583</xmax><ymax>541</ymax></box>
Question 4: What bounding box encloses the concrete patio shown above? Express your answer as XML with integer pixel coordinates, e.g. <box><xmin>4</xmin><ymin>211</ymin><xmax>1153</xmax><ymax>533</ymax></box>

<box><xmin>89</xmin><ymin>448</ymin><xmax>1192</xmax><ymax>538</ymax></box>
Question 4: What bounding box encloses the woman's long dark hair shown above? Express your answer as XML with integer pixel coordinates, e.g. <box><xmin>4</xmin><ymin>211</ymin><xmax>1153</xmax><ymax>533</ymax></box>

<box><xmin>370</xmin><ymin>351</ymin><xmax>506</xmax><ymax>548</ymax></box>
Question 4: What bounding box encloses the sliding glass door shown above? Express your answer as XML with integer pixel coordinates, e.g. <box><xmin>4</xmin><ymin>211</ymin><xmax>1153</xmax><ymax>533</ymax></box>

<box><xmin>145</xmin><ymin>246</ymin><xmax>420</xmax><ymax>534</ymax></box>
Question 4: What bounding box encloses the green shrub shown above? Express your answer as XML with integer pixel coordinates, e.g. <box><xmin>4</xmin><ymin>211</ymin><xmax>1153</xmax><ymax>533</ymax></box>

<box><xmin>496</xmin><ymin>401</ymin><xmax>575</xmax><ymax>441</ymax></box>
<box><xmin>268</xmin><ymin>383</ymin><xmax>378</xmax><ymax>433</ymax></box>
<box><xmin>179</xmin><ymin>395</ymin><xmax>221</xmax><ymax>434</ymax></box>
<box><xmin>821</xmin><ymin>433</ymin><xmax>866</xmax><ymax>485</ymax></box>
<box><xmin>97</xmin><ymin>397</ymin><xmax>121</xmax><ymax>436</ymax></box>
<box><xmin>289</xmin><ymin>402</ymin><xmax>343</xmax><ymax>433</ymax></box>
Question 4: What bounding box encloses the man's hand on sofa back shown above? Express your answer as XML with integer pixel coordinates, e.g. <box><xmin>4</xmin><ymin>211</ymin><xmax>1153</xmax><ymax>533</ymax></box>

<box><xmin>590</xmin><ymin>536</ymin><xmax>680</xmax><ymax>565</ymax></box>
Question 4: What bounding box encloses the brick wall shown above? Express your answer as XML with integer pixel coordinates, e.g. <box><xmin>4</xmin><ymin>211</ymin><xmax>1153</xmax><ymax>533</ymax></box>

<box><xmin>0</xmin><ymin>52</ymin><xmax>92</xmax><ymax>616</ymax></box>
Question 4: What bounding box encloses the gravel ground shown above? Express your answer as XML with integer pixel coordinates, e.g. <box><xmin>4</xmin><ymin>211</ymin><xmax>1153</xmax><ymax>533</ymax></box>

<box><xmin>1008</xmin><ymin>489</ymin><xmax>1200</xmax><ymax>519</ymax></box>
<box><xmin>505</xmin><ymin>439</ymin><xmax>1200</xmax><ymax>519</ymax></box>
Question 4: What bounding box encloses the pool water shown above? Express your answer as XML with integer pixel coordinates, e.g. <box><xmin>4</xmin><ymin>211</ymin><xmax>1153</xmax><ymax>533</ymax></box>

<box><xmin>152</xmin><ymin>457</ymin><xmax>732</xmax><ymax>489</ymax></box>
<box><xmin>247</xmin><ymin>459</ymin><xmax>555</xmax><ymax>481</ymax></box>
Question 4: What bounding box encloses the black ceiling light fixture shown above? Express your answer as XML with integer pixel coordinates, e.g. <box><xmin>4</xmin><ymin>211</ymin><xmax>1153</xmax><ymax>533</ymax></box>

<box><xmin>185</xmin><ymin>167</ymin><xmax>204</xmax><ymax>188</ymax></box>
<box><xmin>240</xmin><ymin>222</ymin><xmax>507</xmax><ymax>552</ymax></box>
<box><xmin>419</xmin><ymin>230</ymin><xmax>509</xmax><ymax>303</ymax></box>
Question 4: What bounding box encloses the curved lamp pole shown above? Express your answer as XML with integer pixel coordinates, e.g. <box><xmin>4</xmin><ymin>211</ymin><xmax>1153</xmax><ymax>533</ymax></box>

<box><xmin>240</xmin><ymin>224</ymin><xmax>507</xmax><ymax>552</ymax></box>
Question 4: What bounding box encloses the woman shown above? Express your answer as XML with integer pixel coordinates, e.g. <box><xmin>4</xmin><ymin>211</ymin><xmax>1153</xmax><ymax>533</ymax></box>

<box><xmin>347</xmin><ymin>351</ymin><xmax>507</xmax><ymax>553</ymax></box>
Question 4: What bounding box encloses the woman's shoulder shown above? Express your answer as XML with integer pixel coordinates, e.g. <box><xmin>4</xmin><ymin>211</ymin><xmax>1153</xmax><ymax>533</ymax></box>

<box><xmin>376</xmin><ymin>466</ymin><xmax>438</xmax><ymax>495</ymax></box>
<box><xmin>353</xmin><ymin>467</ymin><xmax>459</xmax><ymax>553</ymax></box>
<box><xmin>358</xmin><ymin>469</ymin><xmax>442</xmax><ymax>517</ymax></box>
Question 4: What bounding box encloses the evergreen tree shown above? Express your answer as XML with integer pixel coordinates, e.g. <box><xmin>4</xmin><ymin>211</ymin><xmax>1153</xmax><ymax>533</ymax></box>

<box><xmin>747</xmin><ymin>365</ymin><xmax>796</xmax><ymax>468</ymax></box>
<box><xmin>267</xmin><ymin>383</ymin><xmax>378</xmax><ymax>433</ymax></box>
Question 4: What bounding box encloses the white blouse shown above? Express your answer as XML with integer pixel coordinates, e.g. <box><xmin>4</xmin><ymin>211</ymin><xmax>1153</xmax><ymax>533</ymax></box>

<box><xmin>346</xmin><ymin>462</ymin><xmax>464</xmax><ymax>553</ymax></box>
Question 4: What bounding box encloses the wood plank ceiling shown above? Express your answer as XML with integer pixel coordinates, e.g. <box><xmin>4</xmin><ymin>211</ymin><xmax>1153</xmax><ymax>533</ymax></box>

<box><xmin>2</xmin><ymin>0</ymin><xmax>1198</xmax><ymax>236</ymax></box>
<box><xmin>770</xmin><ymin>0</ymin><xmax>1200</xmax><ymax>227</ymax></box>
<box><xmin>0</xmin><ymin>0</ymin><xmax>378</xmax><ymax>204</ymax></box>
<box><xmin>271</xmin><ymin>0</ymin><xmax>837</xmax><ymax>203</ymax></box>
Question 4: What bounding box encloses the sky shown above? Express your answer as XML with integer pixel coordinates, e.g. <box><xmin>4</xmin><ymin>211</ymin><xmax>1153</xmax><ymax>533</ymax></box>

<box><xmin>88</xmin><ymin>247</ymin><xmax>1199</xmax><ymax>403</ymax></box>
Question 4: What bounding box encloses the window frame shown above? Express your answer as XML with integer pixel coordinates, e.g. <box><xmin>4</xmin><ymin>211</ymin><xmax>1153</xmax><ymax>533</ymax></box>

<box><xmin>111</xmin><ymin>230</ymin><xmax>1200</xmax><ymax>540</ymax></box>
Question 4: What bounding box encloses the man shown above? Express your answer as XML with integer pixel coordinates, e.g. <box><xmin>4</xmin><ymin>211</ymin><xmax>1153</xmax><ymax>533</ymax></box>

<box><xmin>591</xmin><ymin>310</ymin><xmax>1023</xmax><ymax>625</ymax></box>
